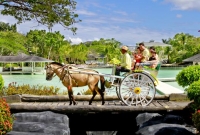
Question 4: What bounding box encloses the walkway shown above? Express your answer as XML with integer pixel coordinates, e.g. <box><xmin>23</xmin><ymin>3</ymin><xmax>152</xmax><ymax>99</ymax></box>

<box><xmin>156</xmin><ymin>80</ymin><xmax>184</xmax><ymax>95</ymax></box>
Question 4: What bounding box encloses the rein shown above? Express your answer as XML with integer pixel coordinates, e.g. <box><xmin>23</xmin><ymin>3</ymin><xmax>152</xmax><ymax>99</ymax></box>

<box><xmin>59</xmin><ymin>65</ymin><xmax>79</xmax><ymax>87</ymax></box>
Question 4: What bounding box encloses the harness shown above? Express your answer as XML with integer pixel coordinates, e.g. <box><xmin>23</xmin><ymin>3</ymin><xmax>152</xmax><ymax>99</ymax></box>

<box><xmin>60</xmin><ymin>65</ymin><xmax>79</xmax><ymax>87</ymax></box>
<box><xmin>48</xmin><ymin>64</ymin><xmax>96</xmax><ymax>88</ymax></box>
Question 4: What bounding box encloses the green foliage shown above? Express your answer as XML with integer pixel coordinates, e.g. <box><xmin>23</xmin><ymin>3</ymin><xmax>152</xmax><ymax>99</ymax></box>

<box><xmin>0</xmin><ymin>0</ymin><xmax>81</xmax><ymax>34</ymax></box>
<box><xmin>0</xmin><ymin>22</ymin><xmax>17</xmax><ymax>32</ymax></box>
<box><xmin>81</xmin><ymin>89</ymin><xmax>92</xmax><ymax>95</ymax></box>
<box><xmin>0</xmin><ymin>31</ymin><xmax>27</xmax><ymax>55</ymax></box>
<box><xmin>0</xmin><ymin>74</ymin><xmax>4</xmax><ymax>91</ymax></box>
<box><xmin>176</xmin><ymin>65</ymin><xmax>200</xmax><ymax>88</ymax></box>
<box><xmin>26</xmin><ymin>30</ymin><xmax>67</xmax><ymax>62</ymax></box>
<box><xmin>109</xmin><ymin>58</ymin><xmax>121</xmax><ymax>65</ymax></box>
<box><xmin>177</xmin><ymin>65</ymin><xmax>200</xmax><ymax>130</ymax></box>
<box><xmin>0</xmin><ymin>98</ymin><xmax>14</xmax><ymax>134</ymax></box>
<box><xmin>0</xmin><ymin>82</ymin><xmax>68</xmax><ymax>96</ymax></box>
<box><xmin>187</xmin><ymin>80</ymin><xmax>200</xmax><ymax>105</ymax></box>
<box><xmin>192</xmin><ymin>110</ymin><xmax>200</xmax><ymax>132</ymax></box>
<box><xmin>4</xmin><ymin>63</ymin><xmax>19</xmax><ymax>68</ymax></box>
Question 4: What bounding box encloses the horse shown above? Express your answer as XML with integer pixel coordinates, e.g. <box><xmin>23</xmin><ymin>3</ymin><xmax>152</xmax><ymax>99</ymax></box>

<box><xmin>45</xmin><ymin>62</ymin><xmax>106</xmax><ymax>105</ymax></box>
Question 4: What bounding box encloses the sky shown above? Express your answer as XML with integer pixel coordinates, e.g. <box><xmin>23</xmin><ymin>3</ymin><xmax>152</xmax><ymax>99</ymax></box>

<box><xmin>1</xmin><ymin>0</ymin><xmax>200</xmax><ymax>46</ymax></box>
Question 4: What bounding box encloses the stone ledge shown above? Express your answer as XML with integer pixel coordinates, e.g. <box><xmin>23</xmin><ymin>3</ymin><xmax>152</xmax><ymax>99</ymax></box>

<box><xmin>169</xmin><ymin>93</ymin><xmax>189</xmax><ymax>101</ymax></box>
<box><xmin>3</xmin><ymin>94</ymin><xmax>21</xmax><ymax>103</ymax></box>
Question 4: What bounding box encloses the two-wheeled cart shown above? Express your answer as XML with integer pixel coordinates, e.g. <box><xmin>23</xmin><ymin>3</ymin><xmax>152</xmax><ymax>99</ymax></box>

<box><xmin>100</xmin><ymin>65</ymin><xmax>160</xmax><ymax>106</ymax></box>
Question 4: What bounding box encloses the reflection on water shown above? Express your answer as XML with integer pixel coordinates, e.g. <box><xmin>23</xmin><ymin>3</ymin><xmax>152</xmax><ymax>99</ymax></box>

<box><xmin>1</xmin><ymin>67</ymin><xmax>185</xmax><ymax>94</ymax></box>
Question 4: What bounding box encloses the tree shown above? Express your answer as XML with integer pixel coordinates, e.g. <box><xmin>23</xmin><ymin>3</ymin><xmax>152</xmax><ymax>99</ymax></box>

<box><xmin>59</xmin><ymin>41</ymin><xmax>72</xmax><ymax>63</ymax></box>
<box><xmin>0</xmin><ymin>22</ymin><xmax>17</xmax><ymax>32</ymax></box>
<box><xmin>69</xmin><ymin>44</ymin><xmax>88</xmax><ymax>64</ymax></box>
<box><xmin>26</xmin><ymin>30</ymin><xmax>66</xmax><ymax>60</ymax></box>
<box><xmin>162</xmin><ymin>38</ymin><xmax>172</xmax><ymax>63</ymax></box>
<box><xmin>0</xmin><ymin>0</ymin><xmax>81</xmax><ymax>34</ymax></box>
<box><xmin>0</xmin><ymin>31</ymin><xmax>27</xmax><ymax>55</ymax></box>
<box><xmin>26</xmin><ymin>30</ymin><xmax>47</xmax><ymax>56</ymax></box>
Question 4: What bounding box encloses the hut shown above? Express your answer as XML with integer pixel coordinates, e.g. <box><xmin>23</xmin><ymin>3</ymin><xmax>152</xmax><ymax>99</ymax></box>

<box><xmin>0</xmin><ymin>53</ymin><xmax>54</xmax><ymax>74</ymax></box>
<box><xmin>182</xmin><ymin>54</ymin><xmax>200</xmax><ymax>65</ymax></box>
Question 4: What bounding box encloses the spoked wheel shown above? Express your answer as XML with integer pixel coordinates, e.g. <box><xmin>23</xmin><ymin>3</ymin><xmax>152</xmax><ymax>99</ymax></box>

<box><xmin>116</xmin><ymin>86</ymin><xmax>122</xmax><ymax>100</ymax></box>
<box><xmin>119</xmin><ymin>72</ymin><xmax>156</xmax><ymax>106</ymax></box>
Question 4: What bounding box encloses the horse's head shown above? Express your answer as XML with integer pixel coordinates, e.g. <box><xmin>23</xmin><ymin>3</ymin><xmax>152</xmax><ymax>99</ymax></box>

<box><xmin>44</xmin><ymin>64</ymin><xmax>55</xmax><ymax>81</ymax></box>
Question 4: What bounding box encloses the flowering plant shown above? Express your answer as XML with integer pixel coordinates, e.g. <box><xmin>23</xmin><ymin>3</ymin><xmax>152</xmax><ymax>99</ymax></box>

<box><xmin>0</xmin><ymin>98</ymin><xmax>14</xmax><ymax>135</ymax></box>
<box><xmin>108</xmin><ymin>58</ymin><xmax>120</xmax><ymax>65</ymax></box>
<box><xmin>192</xmin><ymin>110</ymin><xmax>200</xmax><ymax>133</ymax></box>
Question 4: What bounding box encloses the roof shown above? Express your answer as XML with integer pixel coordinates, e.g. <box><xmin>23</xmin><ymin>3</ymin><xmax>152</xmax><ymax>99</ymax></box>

<box><xmin>0</xmin><ymin>53</ymin><xmax>54</xmax><ymax>62</ymax></box>
<box><xmin>183</xmin><ymin>54</ymin><xmax>200</xmax><ymax>62</ymax></box>
<box><xmin>137</xmin><ymin>41</ymin><xmax>172</xmax><ymax>47</ymax></box>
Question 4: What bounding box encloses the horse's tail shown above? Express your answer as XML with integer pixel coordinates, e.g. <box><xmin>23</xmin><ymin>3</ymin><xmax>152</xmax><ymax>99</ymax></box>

<box><xmin>100</xmin><ymin>76</ymin><xmax>105</xmax><ymax>92</ymax></box>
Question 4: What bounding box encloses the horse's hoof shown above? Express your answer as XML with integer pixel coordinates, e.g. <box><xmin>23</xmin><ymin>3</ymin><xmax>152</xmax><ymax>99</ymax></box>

<box><xmin>69</xmin><ymin>103</ymin><xmax>72</xmax><ymax>105</ymax></box>
<box><xmin>89</xmin><ymin>103</ymin><xmax>92</xmax><ymax>105</ymax></box>
<box><xmin>102</xmin><ymin>102</ymin><xmax>105</xmax><ymax>105</ymax></box>
<box><xmin>74</xmin><ymin>102</ymin><xmax>78</xmax><ymax>105</ymax></box>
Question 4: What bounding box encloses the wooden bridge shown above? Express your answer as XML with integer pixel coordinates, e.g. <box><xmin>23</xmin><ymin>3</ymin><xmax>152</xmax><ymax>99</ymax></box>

<box><xmin>5</xmin><ymin>94</ymin><xmax>193</xmax><ymax>134</ymax></box>
<box><xmin>6</xmin><ymin>94</ymin><xmax>192</xmax><ymax>114</ymax></box>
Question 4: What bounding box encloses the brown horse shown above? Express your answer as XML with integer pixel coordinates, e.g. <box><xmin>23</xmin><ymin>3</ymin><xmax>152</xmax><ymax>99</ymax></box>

<box><xmin>45</xmin><ymin>62</ymin><xmax>106</xmax><ymax>105</ymax></box>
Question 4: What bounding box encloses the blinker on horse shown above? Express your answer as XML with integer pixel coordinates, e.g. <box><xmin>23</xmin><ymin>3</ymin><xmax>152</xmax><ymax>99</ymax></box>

<box><xmin>45</xmin><ymin>62</ymin><xmax>106</xmax><ymax>105</ymax></box>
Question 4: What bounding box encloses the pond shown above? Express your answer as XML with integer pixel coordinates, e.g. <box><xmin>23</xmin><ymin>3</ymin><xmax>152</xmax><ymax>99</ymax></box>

<box><xmin>1</xmin><ymin>67</ymin><xmax>185</xmax><ymax>95</ymax></box>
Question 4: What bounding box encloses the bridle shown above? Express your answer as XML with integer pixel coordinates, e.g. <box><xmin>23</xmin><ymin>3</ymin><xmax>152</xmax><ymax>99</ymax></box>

<box><xmin>45</xmin><ymin>64</ymin><xmax>73</xmax><ymax>81</ymax></box>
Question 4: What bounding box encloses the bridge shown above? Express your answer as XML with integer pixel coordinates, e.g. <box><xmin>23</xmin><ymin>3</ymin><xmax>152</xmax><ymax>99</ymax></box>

<box><xmin>5</xmin><ymin>94</ymin><xmax>192</xmax><ymax>135</ymax></box>
<box><xmin>7</xmin><ymin>94</ymin><xmax>191</xmax><ymax>113</ymax></box>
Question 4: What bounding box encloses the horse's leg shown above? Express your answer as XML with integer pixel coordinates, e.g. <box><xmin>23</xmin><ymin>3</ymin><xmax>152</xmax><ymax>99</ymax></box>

<box><xmin>97</xmin><ymin>86</ymin><xmax>105</xmax><ymax>105</ymax></box>
<box><xmin>68</xmin><ymin>87</ymin><xmax>77</xmax><ymax>105</ymax></box>
<box><xmin>68</xmin><ymin>89</ymin><xmax>73</xmax><ymax>105</ymax></box>
<box><xmin>99</xmin><ymin>76</ymin><xmax>105</xmax><ymax>105</ymax></box>
<box><xmin>89</xmin><ymin>90</ymin><xmax>97</xmax><ymax>105</ymax></box>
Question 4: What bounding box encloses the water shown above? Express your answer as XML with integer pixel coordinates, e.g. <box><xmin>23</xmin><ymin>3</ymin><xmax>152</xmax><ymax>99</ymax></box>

<box><xmin>1</xmin><ymin>67</ymin><xmax>185</xmax><ymax>95</ymax></box>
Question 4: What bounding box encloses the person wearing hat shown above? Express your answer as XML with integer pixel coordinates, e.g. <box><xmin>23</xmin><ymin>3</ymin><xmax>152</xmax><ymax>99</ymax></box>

<box><xmin>114</xmin><ymin>45</ymin><xmax>131</xmax><ymax>82</ymax></box>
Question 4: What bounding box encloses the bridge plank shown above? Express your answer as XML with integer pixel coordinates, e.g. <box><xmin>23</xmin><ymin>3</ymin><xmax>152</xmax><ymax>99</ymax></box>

<box><xmin>158</xmin><ymin>100</ymin><xmax>177</xmax><ymax>107</ymax></box>
<box><xmin>151</xmin><ymin>101</ymin><xmax>163</xmax><ymax>107</ymax></box>
<box><xmin>148</xmin><ymin>102</ymin><xmax>155</xmax><ymax>107</ymax></box>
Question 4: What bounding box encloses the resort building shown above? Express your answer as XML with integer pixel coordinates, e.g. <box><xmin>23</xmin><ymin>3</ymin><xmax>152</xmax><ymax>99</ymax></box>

<box><xmin>0</xmin><ymin>53</ymin><xmax>54</xmax><ymax>74</ymax></box>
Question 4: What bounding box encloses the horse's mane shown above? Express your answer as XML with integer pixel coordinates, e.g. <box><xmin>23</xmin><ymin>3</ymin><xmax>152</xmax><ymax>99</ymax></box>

<box><xmin>50</xmin><ymin>62</ymin><xmax>64</xmax><ymax>66</ymax></box>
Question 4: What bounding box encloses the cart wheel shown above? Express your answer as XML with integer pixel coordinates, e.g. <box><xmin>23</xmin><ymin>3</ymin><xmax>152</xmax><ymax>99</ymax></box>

<box><xmin>119</xmin><ymin>72</ymin><xmax>156</xmax><ymax>106</ymax></box>
<box><xmin>115</xmin><ymin>86</ymin><xmax>122</xmax><ymax>100</ymax></box>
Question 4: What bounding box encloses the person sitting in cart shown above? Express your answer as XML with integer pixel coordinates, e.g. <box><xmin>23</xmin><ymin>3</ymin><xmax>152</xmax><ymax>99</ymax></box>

<box><xmin>114</xmin><ymin>45</ymin><xmax>131</xmax><ymax>82</ymax></box>
<box><xmin>136</xmin><ymin>46</ymin><xmax>159</xmax><ymax>69</ymax></box>
<box><xmin>149</xmin><ymin>46</ymin><xmax>159</xmax><ymax>61</ymax></box>
<box><xmin>134</xmin><ymin>42</ymin><xmax>150</xmax><ymax>69</ymax></box>
<box><xmin>131</xmin><ymin>47</ymin><xmax>142</xmax><ymax>70</ymax></box>
<box><xmin>139</xmin><ymin>42</ymin><xmax>150</xmax><ymax>62</ymax></box>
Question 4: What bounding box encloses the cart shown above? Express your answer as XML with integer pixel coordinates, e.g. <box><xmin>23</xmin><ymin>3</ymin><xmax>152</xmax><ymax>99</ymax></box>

<box><xmin>98</xmin><ymin>64</ymin><xmax>160</xmax><ymax>106</ymax></box>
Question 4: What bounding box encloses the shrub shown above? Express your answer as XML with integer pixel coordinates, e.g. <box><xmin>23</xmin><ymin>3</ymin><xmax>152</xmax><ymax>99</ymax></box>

<box><xmin>4</xmin><ymin>63</ymin><xmax>18</xmax><ymax>68</ymax></box>
<box><xmin>187</xmin><ymin>80</ymin><xmax>200</xmax><ymax>105</ymax></box>
<box><xmin>1</xmin><ymin>82</ymin><xmax>66</xmax><ymax>96</ymax></box>
<box><xmin>176</xmin><ymin>65</ymin><xmax>200</xmax><ymax>88</ymax></box>
<box><xmin>0</xmin><ymin>74</ymin><xmax>4</xmax><ymax>91</ymax></box>
<box><xmin>192</xmin><ymin>110</ymin><xmax>200</xmax><ymax>133</ymax></box>
<box><xmin>177</xmin><ymin>65</ymin><xmax>200</xmax><ymax>132</ymax></box>
<box><xmin>0</xmin><ymin>98</ymin><xmax>14</xmax><ymax>134</ymax></box>
<box><xmin>81</xmin><ymin>89</ymin><xmax>92</xmax><ymax>95</ymax></box>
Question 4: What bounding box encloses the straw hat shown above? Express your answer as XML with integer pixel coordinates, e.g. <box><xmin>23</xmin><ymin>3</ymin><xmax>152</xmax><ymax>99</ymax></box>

<box><xmin>121</xmin><ymin>46</ymin><xmax>128</xmax><ymax>51</ymax></box>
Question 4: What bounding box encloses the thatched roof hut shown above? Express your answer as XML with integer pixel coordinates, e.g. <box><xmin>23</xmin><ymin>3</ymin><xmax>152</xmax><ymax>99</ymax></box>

<box><xmin>0</xmin><ymin>53</ymin><xmax>53</xmax><ymax>74</ymax></box>
<box><xmin>183</xmin><ymin>54</ymin><xmax>200</xmax><ymax>65</ymax></box>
